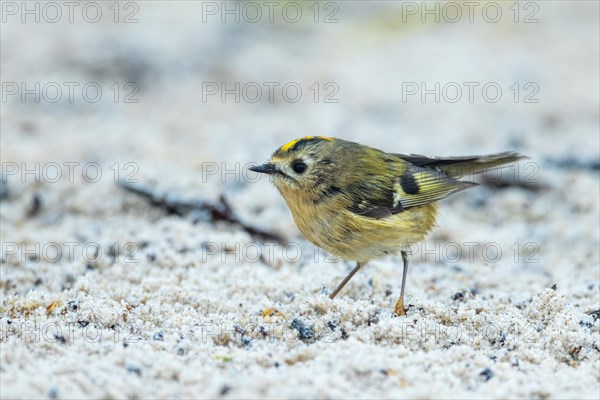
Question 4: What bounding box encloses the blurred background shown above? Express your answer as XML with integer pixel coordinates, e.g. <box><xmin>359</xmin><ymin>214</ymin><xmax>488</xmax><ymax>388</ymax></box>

<box><xmin>1</xmin><ymin>1</ymin><xmax>599</xmax><ymax>398</ymax></box>
<box><xmin>3</xmin><ymin>0</ymin><xmax>598</xmax><ymax>261</ymax></box>
<box><xmin>3</xmin><ymin>0</ymin><xmax>598</xmax><ymax>221</ymax></box>
<box><xmin>3</xmin><ymin>0</ymin><xmax>598</xmax><ymax>183</ymax></box>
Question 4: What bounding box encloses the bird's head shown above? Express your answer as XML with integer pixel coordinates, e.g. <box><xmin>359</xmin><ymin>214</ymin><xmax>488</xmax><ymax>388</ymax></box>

<box><xmin>249</xmin><ymin>136</ymin><xmax>341</xmax><ymax>197</ymax></box>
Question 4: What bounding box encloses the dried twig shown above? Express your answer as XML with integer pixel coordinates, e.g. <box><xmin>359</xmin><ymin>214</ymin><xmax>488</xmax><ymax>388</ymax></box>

<box><xmin>118</xmin><ymin>181</ymin><xmax>284</xmax><ymax>243</ymax></box>
<box><xmin>546</xmin><ymin>157</ymin><xmax>600</xmax><ymax>172</ymax></box>
<box><xmin>480</xmin><ymin>177</ymin><xmax>548</xmax><ymax>192</ymax></box>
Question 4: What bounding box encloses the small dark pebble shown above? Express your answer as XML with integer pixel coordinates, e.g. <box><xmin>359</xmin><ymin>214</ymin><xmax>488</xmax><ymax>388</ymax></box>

<box><xmin>234</xmin><ymin>324</ymin><xmax>245</xmax><ymax>335</ymax></box>
<box><xmin>379</xmin><ymin>368</ymin><xmax>388</xmax><ymax>376</ymax></box>
<box><xmin>290</xmin><ymin>318</ymin><xmax>314</xmax><ymax>342</ymax></box>
<box><xmin>569</xmin><ymin>346</ymin><xmax>582</xmax><ymax>360</ymax></box>
<box><xmin>27</xmin><ymin>193</ymin><xmax>42</xmax><ymax>217</ymax></box>
<box><xmin>67</xmin><ymin>300</ymin><xmax>78</xmax><ymax>312</ymax></box>
<box><xmin>385</xmin><ymin>288</ymin><xmax>392</xmax><ymax>297</ymax></box>
<box><xmin>452</xmin><ymin>291</ymin><xmax>465</xmax><ymax>301</ymax></box>
<box><xmin>107</xmin><ymin>244</ymin><xmax>119</xmax><ymax>262</ymax></box>
<box><xmin>368</xmin><ymin>309</ymin><xmax>381</xmax><ymax>326</ymax></box>
<box><xmin>48</xmin><ymin>386</ymin><xmax>58</xmax><ymax>399</ymax></box>
<box><xmin>516</xmin><ymin>298</ymin><xmax>533</xmax><ymax>310</ymax></box>
<box><xmin>551</xmin><ymin>284</ymin><xmax>557</xmax><ymax>291</ymax></box>
<box><xmin>0</xmin><ymin>175</ymin><xmax>8</xmax><ymax>200</ymax></box>
<box><xmin>498</xmin><ymin>332</ymin><xmax>506</xmax><ymax>346</ymax></box>
<box><xmin>177</xmin><ymin>348</ymin><xmax>185</xmax><ymax>356</ymax></box>
<box><xmin>579</xmin><ymin>321</ymin><xmax>593</xmax><ymax>329</ymax></box>
<box><xmin>274</xmin><ymin>361</ymin><xmax>280</xmax><ymax>368</ymax></box>
<box><xmin>327</xmin><ymin>320</ymin><xmax>348</xmax><ymax>340</ymax></box>
<box><xmin>219</xmin><ymin>385</ymin><xmax>231</xmax><ymax>396</ymax></box>
<box><xmin>284</xmin><ymin>292</ymin><xmax>295</xmax><ymax>301</ymax></box>
<box><xmin>479</xmin><ymin>368</ymin><xmax>494</xmax><ymax>381</ymax></box>
<box><xmin>340</xmin><ymin>328</ymin><xmax>349</xmax><ymax>340</ymax></box>
<box><xmin>258</xmin><ymin>325</ymin><xmax>269</xmax><ymax>338</ymax></box>
<box><xmin>153</xmin><ymin>331</ymin><xmax>164</xmax><ymax>341</ymax></box>
<box><xmin>54</xmin><ymin>335</ymin><xmax>66</xmax><ymax>344</ymax></box>
<box><xmin>77</xmin><ymin>320</ymin><xmax>90</xmax><ymax>328</ymax></box>
<box><xmin>126</xmin><ymin>365</ymin><xmax>141</xmax><ymax>376</ymax></box>
<box><xmin>470</xmin><ymin>197</ymin><xmax>488</xmax><ymax>209</ymax></box>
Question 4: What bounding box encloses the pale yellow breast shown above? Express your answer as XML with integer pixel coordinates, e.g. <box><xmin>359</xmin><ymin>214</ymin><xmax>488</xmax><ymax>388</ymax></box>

<box><xmin>283</xmin><ymin>193</ymin><xmax>438</xmax><ymax>263</ymax></box>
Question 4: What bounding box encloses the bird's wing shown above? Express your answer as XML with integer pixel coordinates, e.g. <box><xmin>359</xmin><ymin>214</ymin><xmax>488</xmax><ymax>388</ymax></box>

<box><xmin>346</xmin><ymin>164</ymin><xmax>477</xmax><ymax>219</ymax></box>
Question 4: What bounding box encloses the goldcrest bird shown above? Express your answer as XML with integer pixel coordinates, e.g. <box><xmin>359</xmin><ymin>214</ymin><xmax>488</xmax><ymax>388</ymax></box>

<box><xmin>249</xmin><ymin>136</ymin><xmax>525</xmax><ymax>316</ymax></box>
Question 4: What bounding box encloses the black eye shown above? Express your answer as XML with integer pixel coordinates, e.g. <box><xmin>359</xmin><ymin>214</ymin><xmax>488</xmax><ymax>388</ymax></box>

<box><xmin>292</xmin><ymin>161</ymin><xmax>307</xmax><ymax>174</ymax></box>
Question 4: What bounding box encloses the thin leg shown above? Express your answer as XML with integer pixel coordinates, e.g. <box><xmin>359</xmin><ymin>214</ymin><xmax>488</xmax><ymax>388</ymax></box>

<box><xmin>394</xmin><ymin>251</ymin><xmax>409</xmax><ymax>316</ymax></box>
<box><xmin>329</xmin><ymin>262</ymin><xmax>362</xmax><ymax>299</ymax></box>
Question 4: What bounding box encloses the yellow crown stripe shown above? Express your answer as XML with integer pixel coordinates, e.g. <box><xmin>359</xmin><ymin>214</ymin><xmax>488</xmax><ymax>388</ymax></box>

<box><xmin>279</xmin><ymin>136</ymin><xmax>333</xmax><ymax>152</ymax></box>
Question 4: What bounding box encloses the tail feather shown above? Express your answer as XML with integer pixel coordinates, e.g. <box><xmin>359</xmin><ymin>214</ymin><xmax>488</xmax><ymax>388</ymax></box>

<box><xmin>395</xmin><ymin>152</ymin><xmax>527</xmax><ymax>178</ymax></box>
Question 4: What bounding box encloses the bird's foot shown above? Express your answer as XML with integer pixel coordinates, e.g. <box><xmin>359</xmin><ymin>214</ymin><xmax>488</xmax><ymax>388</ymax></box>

<box><xmin>393</xmin><ymin>299</ymin><xmax>407</xmax><ymax>317</ymax></box>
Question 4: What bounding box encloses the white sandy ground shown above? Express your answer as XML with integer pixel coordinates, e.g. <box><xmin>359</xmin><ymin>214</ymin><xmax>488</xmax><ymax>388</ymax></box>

<box><xmin>1</xmin><ymin>1</ymin><xmax>599</xmax><ymax>399</ymax></box>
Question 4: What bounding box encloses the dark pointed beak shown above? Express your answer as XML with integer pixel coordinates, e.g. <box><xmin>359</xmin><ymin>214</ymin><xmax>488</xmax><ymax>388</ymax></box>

<box><xmin>249</xmin><ymin>163</ymin><xmax>278</xmax><ymax>175</ymax></box>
